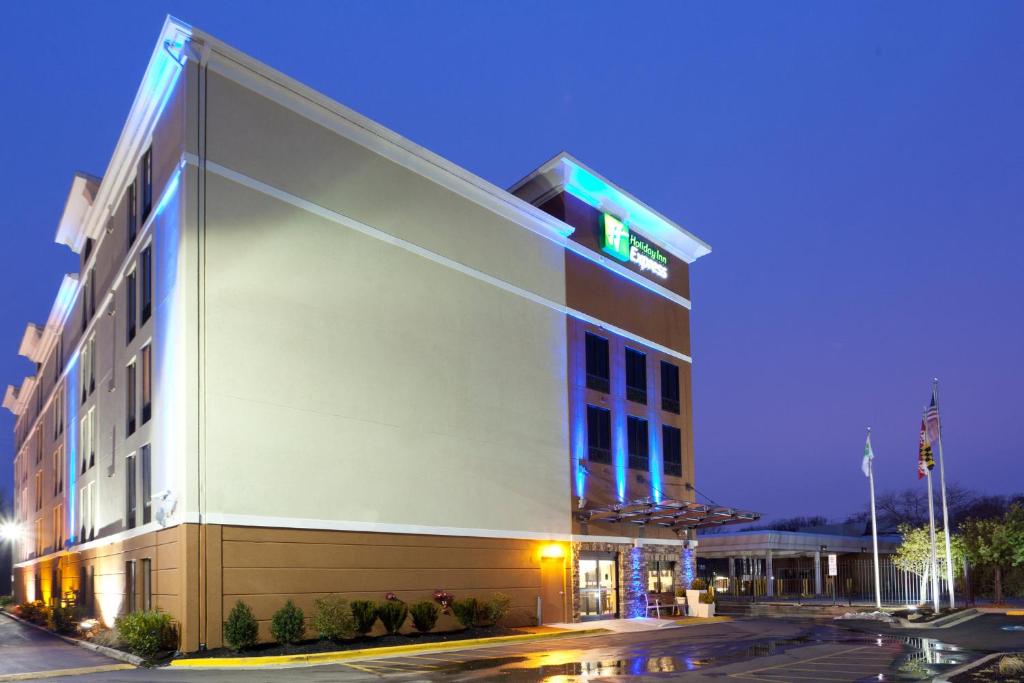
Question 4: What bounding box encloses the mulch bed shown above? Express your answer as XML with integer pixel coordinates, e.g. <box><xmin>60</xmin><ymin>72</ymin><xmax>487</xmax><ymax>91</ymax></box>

<box><xmin>951</xmin><ymin>654</ymin><xmax>1024</xmax><ymax>682</ymax></box>
<box><xmin>174</xmin><ymin>626</ymin><xmax>525</xmax><ymax>660</ymax></box>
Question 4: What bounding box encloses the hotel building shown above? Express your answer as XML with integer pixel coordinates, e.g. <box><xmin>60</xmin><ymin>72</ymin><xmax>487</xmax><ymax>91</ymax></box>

<box><xmin>4</xmin><ymin>17</ymin><xmax>754</xmax><ymax>649</ymax></box>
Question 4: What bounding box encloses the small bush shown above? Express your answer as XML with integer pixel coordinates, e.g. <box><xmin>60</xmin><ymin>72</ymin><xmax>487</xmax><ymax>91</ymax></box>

<box><xmin>690</xmin><ymin>578</ymin><xmax>707</xmax><ymax>590</ymax></box>
<box><xmin>350</xmin><ymin>600</ymin><xmax>378</xmax><ymax>636</ymax></box>
<box><xmin>451</xmin><ymin>597</ymin><xmax>480</xmax><ymax>629</ymax></box>
<box><xmin>115</xmin><ymin>611</ymin><xmax>177</xmax><ymax>658</ymax></box>
<box><xmin>19</xmin><ymin>601</ymin><xmax>51</xmax><ymax>625</ymax></box>
<box><xmin>48</xmin><ymin>605</ymin><xmax>80</xmax><ymax>635</ymax></box>
<box><xmin>1000</xmin><ymin>656</ymin><xmax>1024</xmax><ymax>676</ymax></box>
<box><xmin>377</xmin><ymin>600</ymin><xmax>408</xmax><ymax>636</ymax></box>
<box><xmin>409</xmin><ymin>601</ymin><xmax>439</xmax><ymax>633</ymax></box>
<box><xmin>485</xmin><ymin>593</ymin><xmax>512</xmax><ymax>626</ymax></box>
<box><xmin>0</xmin><ymin>595</ymin><xmax>14</xmax><ymax>608</ymax></box>
<box><xmin>92</xmin><ymin>627</ymin><xmax>124</xmax><ymax>649</ymax></box>
<box><xmin>699</xmin><ymin>587</ymin><xmax>716</xmax><ymax>605</ymax></box>
<box><xmin>270</xmin><ymin>601</ymin><xmax>305</xmax><ymax>645</ymax></box>
<box><xmin>223</xmin><ymin>601</ymin><xmax>259</xmax><ymax>652</ymax></box>
<box><xmin>313</xmin><ymin>596</ymin><xmax>356</xmax><ymax>641</ymax></box>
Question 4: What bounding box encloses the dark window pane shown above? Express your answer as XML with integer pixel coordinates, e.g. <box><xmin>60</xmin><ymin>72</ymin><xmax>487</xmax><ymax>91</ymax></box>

<box><xmin>584</xmin><ymin>333</ymin><xmax>610</xmax><ymax>392</ymax></box>
<box><xmin>141</xmin><ymin>346</ymin><xmax>152</xmax><ymax>424</ymax></box>
<box><xmin>126</xmin><ymin>363</ymin><xmax>136</xmax><ymax>436</ymax></box>
<box><xmin>126</xmin><ymin>456</ymin><xmax>137</xmax><ymax>530</ymax></box>
<box><xmin>140</xmin><ymin>148</ymin><xmax>153</xmax><ymax>223</ymax></box>
<box><xmin>586</xmin><ymin>405</ymin><xmax>612</xmax><ymax>465</ymax></box>
<box><xmin>625</xmin><ymin>348</ymin><xmax>647</xmax><ymax>404</ymax></box>
<box><xmin>661</xmin><ymin>361</ymin><xmax>680</xmax><ymax>413</ymax></box>
<box><xmin>627</xmin><ymin>416</ymin><xmax>649</xmax><ymax>470</ymax></box>
<box><xmin>127</xmin><ymin>182</ymin><xmax>138</xmax><ymax>249</ymax></box>
<box><xmin>126</xmin><ymin>271</ymin><xmax>137</xmax><ymax>343</ymax></box>
<box><xmin>141</xmin><ymin>445</ymin><xmax>151</xmax><ymax>525</ymax></box>
<box><xmin>663</xmin><ymin>425</ymin><xmax>683</xmax><ymax>477</ymax></box>
<box><xmin>140</xmin><ymin>246</ymin><xmax>152</xmax><ymax>323</ymax></box>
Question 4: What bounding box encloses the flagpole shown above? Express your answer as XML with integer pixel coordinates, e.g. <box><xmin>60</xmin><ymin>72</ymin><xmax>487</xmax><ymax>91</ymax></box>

<box><xmin>867</xmin><ymin>427</ymin><xmax>882</xmax><ymax>610</ymax></box>
<box><xmin>924</xmin><ymin>409</ymin><xmax>941</xmax><ymax>612</ymax></box>
<box><xmin>933</xmin><ymin>379</ymin><xmax>955</xmax><ymax>609</ymax></box>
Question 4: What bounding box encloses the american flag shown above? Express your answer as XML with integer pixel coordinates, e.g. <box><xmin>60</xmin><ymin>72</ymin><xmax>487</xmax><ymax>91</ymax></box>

<box><xmin>925</xmin><ymin>389</ymin><xmax>941</xmax><ymax>443</ymax></box>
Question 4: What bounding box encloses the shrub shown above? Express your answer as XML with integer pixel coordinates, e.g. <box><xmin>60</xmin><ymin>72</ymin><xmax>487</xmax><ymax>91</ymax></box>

<box><xmin>999</xmin><ymin>656</ymin><xmax>1024</xmax><ymax>676</ymax></box>
<box><xmin>19</xmin><ymin>601</ymin><xmax>51</xmax><ymax>625</ymax></box>
<box><xmin>377</xmin><ymin>600</ymin><xmax>408</xmax><ymax>636</ymax></box>
<box><xmin>451</xmin><ymin>597</ymin><xmax>480</xmax><ymax>629</ymax></box>
<box><xmin>223</xmin><ymin>600</ymin><xmax>259</xmax><ymax>652</ymax></box>
<box><xmin>484</xmin><ymin>593</ymin><xmax>512</xmax><ymax>626</ymax></box>
<box><xmin>313</xmin><ymin>596</ymin><xmax>356</xmax><ymax>641</ymax></box>
<box><xmin>92</xmin><ymin>627</ymin><xmax>124</xmax><ymax>649</ymax></box>
<box><xmin>674</xmin><ymin>587</ymin><xmax>686</xmax><ymax>598</ymax></box>
<box><xmin>699</xmin><ymin>587</ymin><xmax>716</xmax><ymax>605</ymax></box>
<box><xmin>48</xmin><ymin>605</ymin><xmax>80</xmax><ymax>635</ymax></box>
<box><xmin>115</xmin><ymin>611</ymin><xmax>177</xmax><ymax>658</ymax></box>
<box><xmin>409</xmin><ymin>601</ymin><xmax>439</xmax><ymax>633</ymax></box>
<box><xmin>0</xmin><ymin>595</ymin><xmax>14</xmax><ymax>608</ymax></box>
<box><xmin>270</xmin><ymin>601</ymin><xmax>306</xmax><ymax>645</ymax></box>
<box><xmin>690</xmin><ymin>578</ymin><xmax>707</xmax><ymax>590</ymax></box>
<box><xmin>350</xmin><ymin>600</ymin><xmax>378</xmax><ymax>636</ymax></box>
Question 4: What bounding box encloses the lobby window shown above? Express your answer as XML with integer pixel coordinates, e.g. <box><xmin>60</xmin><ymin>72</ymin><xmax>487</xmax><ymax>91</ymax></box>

<box><xmin>648</xmin><ymin>560</ymin><xmax>676</xmax><ymax>593</ymax></box>
<box><xmin>126</xmin><ymin>270</ymin><xmax>137</xmax><ymax>343</ymax></box>
<box><xmin>661</xmin><ymin>361</ymin><xmax>680</xmax><ymax>414</ymax></box>
<box><xmin>140</xmin><ymin>147</ymin><xmax>153</xmax><ymax>223</ymax></box>
<box><xmin>141</xmin><ymin>345</ymin><xmax>152</xmax><ymax>424</ymax></box>
<box><xmin>584</xmin><ymin>333</ymin><xmax>610</xmax><ymax>393</ymax></box>
<box><xmin>586</xmin><ymin>405</ymin><xmax>612</xmax><ymax>465</ymax></box>
<box><xmin>625</xmin><ymin>348</ymin><xmax>647</xmax><ymax>405</ymax></box>
<box><xmin>627</xmin><ymin>416</ymin><xmax>649</xmax><ymax>471</ymax></box>
<box><xmin>141</xmin><ymin>444</ymin><xmax>152</xmax><ymax>525</ymax></box>
<box><xmin>126</xmin><ymin>361</ymin><xmax>137</xmax><ymax>436</ymax></box>
<box><xmin>663</xmin><ymin>425</ymin><xmax>683</xmax><ymax>477</ymax></box>
<box><xmin>127</xmin><ymin>181</ymin><xmax>138</xmax><ymax>249</ymax></box>
<box><xmin>126</xmin><ymin>453</ymin><xmax>137</xmax><ymax>530</ymax></box>
<box><xmin>140</xmin><ymin>245</ymin><xmax>152</xmax><ymax>324</ymax></box>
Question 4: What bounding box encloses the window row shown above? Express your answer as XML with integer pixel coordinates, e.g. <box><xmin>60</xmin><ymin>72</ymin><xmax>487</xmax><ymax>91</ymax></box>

<box><xmin>584</xmin><ymin>332</ymin><xmax>681</xmax><ymax>413</ymax></box>
<box><xmin>585</xmin><ymin>405</ymin><xmax>684</xmax><ymax>477</ymax></box>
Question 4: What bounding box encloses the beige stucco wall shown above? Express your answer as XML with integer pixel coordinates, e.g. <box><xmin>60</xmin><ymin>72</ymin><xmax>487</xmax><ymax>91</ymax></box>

<box><xmin>194</xmin><ymin>66</ymin><xmax>571</xmax><ymax>536</ymax></box>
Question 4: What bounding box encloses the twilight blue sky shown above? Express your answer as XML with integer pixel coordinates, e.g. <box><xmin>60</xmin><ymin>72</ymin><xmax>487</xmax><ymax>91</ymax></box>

<box><xmin>1</xmin><ymin>1</ymin><xmax>1022</xmax><ymax>520</ymax></box>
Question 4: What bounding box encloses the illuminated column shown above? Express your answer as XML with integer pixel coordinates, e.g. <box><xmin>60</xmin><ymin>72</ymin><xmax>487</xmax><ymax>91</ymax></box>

<box><xmin>814</xmin><ymin>551</ymin><xmax>822</xmax><ymax>595</ymax></box>
<box><xmin>765</xmin><ymin>550</ymin><xmax>774</xmax><ymax>597</ymax></box>
<box><xmin>624</xmin><ymin>545</ymin><xmax>647</xmax><ymax>618</ymax></box>
<box><xmin>681</xmin><ymin>544</ymin><xmax>696</xmax><ymax>589</ymax></box>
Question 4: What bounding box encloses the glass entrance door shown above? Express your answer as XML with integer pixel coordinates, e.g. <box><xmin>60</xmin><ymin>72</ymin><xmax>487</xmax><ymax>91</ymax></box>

<box><xmin>579</xmin><ymin>552</ymin><xmax>618</xmax><ymax>619</ymax></box>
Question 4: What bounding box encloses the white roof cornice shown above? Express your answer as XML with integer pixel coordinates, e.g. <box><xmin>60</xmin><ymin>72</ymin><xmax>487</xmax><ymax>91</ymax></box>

<box><xmin>509</xmin><ymin>152</ymin><xmax>712</xmax><ymax>264</ymax></box>
<box><xmin>2</xmin><ymin>376</ymin><xmax>37</xmax><ymax>416</ymax></box>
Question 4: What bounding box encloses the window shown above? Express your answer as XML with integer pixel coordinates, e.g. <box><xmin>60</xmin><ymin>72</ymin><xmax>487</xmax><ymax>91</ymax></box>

<box><xmin>140</xmin><ymin>558</ymin><xmax>152</xmax><ymax>611</ymax></box>
<box><xmin>87</xmin><ymin>408</ymin><xmax>96</xmax><ymax>469</ymax></box>
<box><xmin>126</xmin><ymin>453</ymin><xmax>137</xmax><ymax>530</ymax></box>
<box><xmin>586</xmin><ymin>405</ymin><xmax>612</xmax><ymax>465</ymax></box>
<box><xmin>663</xmin><ymin>425</ymin><xmax>683</xmax><ymax>477</ymax></box>
<box><xmin>584</xmin><ymin>332</ymin><xmax>610</xmax><ymax>393</ymax></box>
<box><xmin>80</xmin><ymin>485</ymin><xmax>90</xmax><ymax>542</ymax></box>
<box><xmin>35</xmin><ymin>520</ymin><xmax>43</xmax><ymax>558</ymax></box>
<box><xmin>88</xmin><ymin>269</ymin><xmax>96</xmax><ymax>321</ymax></box>
<box><xmin>53</xmin><ymin>386</ymin><xmax>63</xmax><ymax>439</ymax></box>
<box><xmin>126</xmin><ymin>361</ymin><xmax>137</xmax><ymax>436</ymax></box>
<box><xmin>125</xmin><ymin>560</ymin><xmax>137</xmax><ymax>613</ymax></box>
<box><xmin>80</xmin><ymin>337</ymin><xmax>95</xmax><ymax>403</ymax></box>
<box><xmin>627</xmin><ymin>416</ymin><xmax>649</xmax><ymax>471</ymax></box>
<box><xmin>661</xmin><ymin>361</ymin><xmax>680</xmax><ymax>414</ymax></box>
<box><xmin>127</xmin><ymin>181</ymin><xmax>138</xmax><ymax>249</ymax></box>
<box><xmin>52</xmin><ymin>447</ymin><xmax>64</xmax><ymax>495</ymax></box>
<box><xmin>56</xmin><ymin>336</ymin><xmax>64</xmax><ymax>377</ymax></box>
<box><xmin>647</xmin><ymin>560</ymin><xmax>676</xmax><ymax>593</ymax></box>
<box><xmin>35</xmin><ymin>472</ymin><xmax>42</xmax><ymax>511</ymax></box>
<box><xmin>140</xmin><ymin>245</ymin><xmax>152</xmax><ymax>323</ymax></box>
<box><xmin>140</xmin><ymin>147</ymin><xmax>153</xmax><ymax>223</ymax></box>
<box><xmin>625</xmin><ymin>348</ymin><xmax>647</xmax><ymax>404</ymax></box>
<box><xmin>53</xmin><ymin>504</ymin><xmax>63</xmax><ymax>552</ymax></box>
<box><xmin>141</xmin><ymin>444</ymin><xmax>151</xmax><ymax>525</ymax></box>
<box><xmin>35</xmin><ymin>429</ymin><xmax>42</xmax><ymax>464</ymax></box>
<box><xmin>141</xmin><ymin>346</ymin><xmax>152</xmax><ymax>424</ymax></box>
<box><xmin>126</xmin><ymin>270</ymin><xmax>137</xmax><ymax>342</ymax></box>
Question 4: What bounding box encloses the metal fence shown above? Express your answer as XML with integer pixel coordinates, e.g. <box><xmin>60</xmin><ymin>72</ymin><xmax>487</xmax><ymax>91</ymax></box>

<box><xmin>717</xmin><ymin>557</ymin><xmax>953</xmax><ymax>605</ymax></box>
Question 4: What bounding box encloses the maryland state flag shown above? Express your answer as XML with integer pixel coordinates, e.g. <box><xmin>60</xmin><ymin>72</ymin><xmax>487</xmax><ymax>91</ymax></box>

<box><xmin>918</xmin><ymin>419</ymin><xmax>935</xmax><ymax>479</ymax></box>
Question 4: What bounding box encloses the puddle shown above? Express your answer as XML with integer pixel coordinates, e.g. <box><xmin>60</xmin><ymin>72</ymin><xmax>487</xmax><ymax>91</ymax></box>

<box><xmin>424</xmin><ymin>625</ymin><xmax>983</xmax><ymax>681</ymax></box>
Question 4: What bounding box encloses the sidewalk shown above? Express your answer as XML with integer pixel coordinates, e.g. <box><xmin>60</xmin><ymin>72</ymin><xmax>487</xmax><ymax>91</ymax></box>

<box><xmin>0</xmin><ymin>613</ymin><xmax>133</xmax><ymax>681</ymax></box>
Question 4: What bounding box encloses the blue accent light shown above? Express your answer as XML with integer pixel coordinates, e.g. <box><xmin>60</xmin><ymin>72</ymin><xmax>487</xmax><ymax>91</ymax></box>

<box><xmin>649</xmin><ymin>418</ymin><xmax>663</xmax><ymax>504</ymax></box>
<box><xmin>626</xmin><ymin>546</ymin><xmax>645</xmax><ymax>618</ymax></box>
<box><xmin>682</xmin><ymin>547</ymin><xmax>696</xmax><ymax>588</ymax></box>
<box><xmin>66</xmin><ymin>354</ymin><xmax>79</xmax><ymax>545</ymax></box>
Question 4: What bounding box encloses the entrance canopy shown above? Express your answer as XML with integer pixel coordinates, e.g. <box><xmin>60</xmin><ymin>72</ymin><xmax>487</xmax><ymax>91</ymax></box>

<box><xmin>577</xmin><ymin>498</ymin><xmax>760</xmax><ymax>532</ymax></box>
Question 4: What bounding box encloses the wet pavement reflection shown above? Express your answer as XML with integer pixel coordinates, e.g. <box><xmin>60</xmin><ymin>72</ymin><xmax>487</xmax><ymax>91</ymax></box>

<box><xmin>408</xmin><ymin>625</ymin><xmax>982</xmax><ymax>681</ymax></box>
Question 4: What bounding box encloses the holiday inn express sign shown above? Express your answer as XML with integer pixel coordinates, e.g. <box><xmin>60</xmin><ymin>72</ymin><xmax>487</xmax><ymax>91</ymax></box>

<box><xmin>600</xmin><ymin>213</ymin><xmax>669</xmax><ymax>279</ymax></box>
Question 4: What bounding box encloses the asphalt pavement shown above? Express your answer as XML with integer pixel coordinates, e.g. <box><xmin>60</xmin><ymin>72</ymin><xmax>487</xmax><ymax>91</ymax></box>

<box><xmin>0</xmin><ymin>613</ymin><xmax>132</xmax><ymax>679</ymax></box>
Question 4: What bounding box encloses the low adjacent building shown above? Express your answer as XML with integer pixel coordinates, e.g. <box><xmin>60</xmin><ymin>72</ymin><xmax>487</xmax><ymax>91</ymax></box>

<box><xmin>4</xmin><ymin>16</ymin><xmax>754</xmax><ymax>649</ymax></box>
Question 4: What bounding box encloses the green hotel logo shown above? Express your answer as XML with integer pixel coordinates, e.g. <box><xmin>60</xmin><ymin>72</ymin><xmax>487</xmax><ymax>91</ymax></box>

<box><xmin>600</xmin><ymin>213</ymin><xmax>631</xmax><ymax>261</ymax></box>
<box><xmin>600</xmin><ymin>213</ymin><xmax>669</xmax><ymax>279</ymax></box>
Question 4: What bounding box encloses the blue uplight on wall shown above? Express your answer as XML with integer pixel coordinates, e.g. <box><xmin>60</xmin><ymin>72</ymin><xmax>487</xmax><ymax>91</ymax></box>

<box><xmin>649</xmin><ymin>420</ymin><xmax>663</xmax><ymax>504</ymax></box>
<box><xmin>66</xmin><ymin>354</ymin><xmax>79</xmax><ymax>544</ymax></box>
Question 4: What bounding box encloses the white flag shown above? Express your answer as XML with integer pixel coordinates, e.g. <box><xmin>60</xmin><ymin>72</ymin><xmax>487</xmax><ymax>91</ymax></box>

<box><xmin>862</xmin><ymin>433</ymin><xmax>874</xmax><ymax>477</ymax></box>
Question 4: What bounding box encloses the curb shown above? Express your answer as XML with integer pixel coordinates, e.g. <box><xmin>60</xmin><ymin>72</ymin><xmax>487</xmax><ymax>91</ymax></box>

<box><xmin>170</xmin><ymin>627</ymin><xmax>610</xmax><ymax>669</ymax></box>
<box><xmin>1</xmin><ymin>610</ymin><xmax>145</xmax><ymax>667</ymax></box>
<box><xmin>933</xmin><ymin>651</ymin><xmax>1004</xmax><ymax>683</ymax></box>
<box><xmin>0</xmin><ymin>664</ymin><xmax>135</xmax><ymax>682</ymax></box>
<box><xmin>895</xmin><ymin>608</ymin><xmax>982</xmax><ymax>630</ymax></box>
